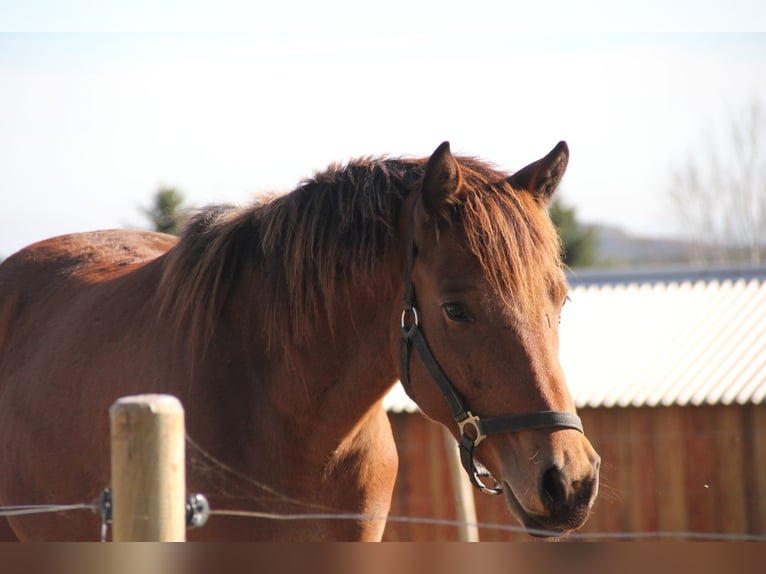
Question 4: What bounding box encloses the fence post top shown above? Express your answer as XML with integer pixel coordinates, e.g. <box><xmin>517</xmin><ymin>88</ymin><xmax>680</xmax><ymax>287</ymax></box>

<box><xmin>109</xmin><ymin>394</ymin><xmax>184</xmax><ymax>414</ymax></box>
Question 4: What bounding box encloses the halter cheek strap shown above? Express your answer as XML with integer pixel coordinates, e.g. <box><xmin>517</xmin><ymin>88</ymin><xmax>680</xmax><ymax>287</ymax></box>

<box><xmin>399</xmin><ymin>197</ymin><xmax>583</xmax><ymax>495</ymax></box>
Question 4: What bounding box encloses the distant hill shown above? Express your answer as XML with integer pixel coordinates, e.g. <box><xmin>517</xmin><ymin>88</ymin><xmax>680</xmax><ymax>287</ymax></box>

<box><xmin>586</xmin><ymin>224</ymin><xmax>750</xmax><ymax>267</ymax></box>
<box><xmin>590</xmin><ymin>225</ymin><xmax>690</xmax><ymax>265</ymax></box>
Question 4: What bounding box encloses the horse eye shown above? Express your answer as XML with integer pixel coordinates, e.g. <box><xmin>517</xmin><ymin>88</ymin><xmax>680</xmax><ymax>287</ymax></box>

<box><xmin>558</xmin><ymin>294</ymin><xmax>571</xmax><ymax>325</ymax></box>
<box><xmin>442</xmin><ymin>302</ymin><xmax>475</xmax><ymax>323</ymax></box>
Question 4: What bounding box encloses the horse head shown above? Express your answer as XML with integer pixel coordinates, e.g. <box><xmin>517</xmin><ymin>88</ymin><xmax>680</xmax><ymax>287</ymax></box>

<box><xmin>399</xmin><ymin>141</ymin><xmax>600</xmax><ymax>535</ymax></box>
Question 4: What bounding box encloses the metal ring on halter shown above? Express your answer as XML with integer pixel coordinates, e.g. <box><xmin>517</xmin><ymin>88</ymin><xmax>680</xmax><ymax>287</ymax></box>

<box><xmin>474</xmin><ymin>475</ymin><xmax>504</xmax><ymax>495</ymax></box>
<box><xmin>401</xmin><ymin>307</ymin><xmax>419</xmax><ymax>329</ymax></box>
<box><xmin>458</xmin><ymin>411</ymin><xmax>487</xmax><ymax>447</ymax></box>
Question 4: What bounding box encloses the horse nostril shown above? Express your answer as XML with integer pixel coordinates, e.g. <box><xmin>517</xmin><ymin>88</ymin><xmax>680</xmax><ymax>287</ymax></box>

<box><xmin>577</xmin><ymin>477</ymin><xmax>595</xmax><ymax>506</ymax></box>
<box><xmin>541</xmin><ymin>465</ymin><xmax>567</xmax><ymax>511</ymax></box>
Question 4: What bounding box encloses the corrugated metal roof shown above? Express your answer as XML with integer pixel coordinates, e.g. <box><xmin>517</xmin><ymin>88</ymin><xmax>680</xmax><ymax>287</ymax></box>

<box><xmin>385</xmin><ymin>265</ymin><xmax>766</xmax><ymax>412</ymax></box>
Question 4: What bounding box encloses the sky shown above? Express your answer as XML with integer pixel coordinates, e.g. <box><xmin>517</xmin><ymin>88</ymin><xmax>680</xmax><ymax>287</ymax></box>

<box><xmin>1</xmin><ymin>4</ymin><xmax>766</xmax><ymax>258</ymax></box>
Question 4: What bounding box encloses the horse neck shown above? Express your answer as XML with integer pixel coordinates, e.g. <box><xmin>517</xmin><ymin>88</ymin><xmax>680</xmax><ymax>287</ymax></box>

<box><xmin>225</xmin><ymin>254</ymin><xmax>403</xmax><ymax>455</ymax></box>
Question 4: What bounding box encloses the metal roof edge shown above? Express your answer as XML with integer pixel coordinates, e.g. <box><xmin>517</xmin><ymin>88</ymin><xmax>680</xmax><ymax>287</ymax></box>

<box><xmin>565</xmin><ymin>263</ymin><xmax>766</xmax><ymax>288</ymax></box>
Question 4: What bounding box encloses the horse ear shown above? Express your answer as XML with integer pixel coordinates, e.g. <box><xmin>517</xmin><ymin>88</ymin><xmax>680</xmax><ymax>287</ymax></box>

<box><xmin>422</xmin><ymin>141</ymin><xmax>462</xmax><ymax>211</ymax></box>
<box><xmin>507</xmin><ymin>141</ymin><xmax>569</xmax><ymax>203</ymax></box>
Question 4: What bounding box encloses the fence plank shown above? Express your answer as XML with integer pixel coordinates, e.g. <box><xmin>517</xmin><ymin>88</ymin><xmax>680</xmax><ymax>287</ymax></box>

<box><xmin>683</xmin><ymin>407</ymin><xmax>716</xmax><ymax>534</ymax></box>
<box><xmin>654</xmin><ymin>407</ymin><xmax>687</xmax><ymax>534</ymax></box>
<box><xmin>715</xmin><ymin>407</ymin><xmax>746</xmax><ymax>534</ymax></box>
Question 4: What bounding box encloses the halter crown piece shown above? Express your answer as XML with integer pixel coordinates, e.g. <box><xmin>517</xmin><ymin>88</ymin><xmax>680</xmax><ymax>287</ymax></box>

<box><xmin>399</xmin><ymin>198</ymin><xmax>584</xmax><ymax>495</ymax></box>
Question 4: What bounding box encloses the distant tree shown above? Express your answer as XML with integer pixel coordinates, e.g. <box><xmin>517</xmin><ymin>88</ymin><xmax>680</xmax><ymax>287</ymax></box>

<box><xmin>549</xmin><ymin>197</ymin><xmax>598</xmax><ymax>267</ymax></box>
<box><xmin>668</xmin><ymin>98</ymin><xmax>766</xmax><ymax>264</ymax></box>
<box><xmin>142</xmin><ymin>188</ymin><xmax>189</xmax><ymax>235</ymax></box>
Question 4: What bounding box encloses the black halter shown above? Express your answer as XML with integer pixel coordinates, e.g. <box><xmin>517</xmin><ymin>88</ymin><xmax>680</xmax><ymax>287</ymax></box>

<box><xmin>399</xmin><ymin>198</ymin><xmax>584</xmax><ymax>495</ymax></box>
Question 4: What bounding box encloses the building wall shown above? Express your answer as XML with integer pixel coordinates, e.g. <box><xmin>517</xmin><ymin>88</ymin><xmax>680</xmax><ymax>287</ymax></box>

<box><xmin>382</xmin><ymin>404</ymin><xmax>766</xmax><ymax>541</ymax></box>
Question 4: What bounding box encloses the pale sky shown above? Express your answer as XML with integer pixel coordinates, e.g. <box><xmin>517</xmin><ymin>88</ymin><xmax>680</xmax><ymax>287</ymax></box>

<box><xmin>1</xmin><ymin>4</ymin><xmax>766</xmax><ymax>258</ymax></box>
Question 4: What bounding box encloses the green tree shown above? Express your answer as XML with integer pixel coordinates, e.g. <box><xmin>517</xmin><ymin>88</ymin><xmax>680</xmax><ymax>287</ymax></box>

<box><xmin>549</xmin><ymin>197</ymin><xmax>598</xmax><ymax>267</ymax></box>
<box><xmin>143</xmin><ymin>188</ymin><xmax>188</xmax><ymax>235</ymax></box>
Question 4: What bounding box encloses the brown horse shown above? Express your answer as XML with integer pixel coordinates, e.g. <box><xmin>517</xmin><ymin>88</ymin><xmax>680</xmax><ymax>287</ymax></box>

<box><xmin>0</xmin><ymin>142</ymin><xmax>599</xmax><ymax>541</ymax></box>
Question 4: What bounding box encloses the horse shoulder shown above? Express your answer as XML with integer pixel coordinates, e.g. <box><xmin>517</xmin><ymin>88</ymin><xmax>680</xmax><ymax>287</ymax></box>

<box><xmin>325</xmin><ymin>404</ymin><xmax>399</xmax><ymax>540</ymax></box>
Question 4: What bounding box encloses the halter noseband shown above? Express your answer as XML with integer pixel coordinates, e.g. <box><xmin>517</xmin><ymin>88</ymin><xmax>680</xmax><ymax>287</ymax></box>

<box><xmin>399</xmin><ymin>198</ymin><xmax>584</xmax><ymax>495</ymax></box>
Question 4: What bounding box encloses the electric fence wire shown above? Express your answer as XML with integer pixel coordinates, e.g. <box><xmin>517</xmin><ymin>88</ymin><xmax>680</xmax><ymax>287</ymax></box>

<box><xmin>0</xmin><ymin>503</ymin><xmax>98</xmax><ymax>517</ymax></box>
<box><xmin>2</xmin><ymin>503</ymin><xmax>766</xmax><ymax>542</ymax></box>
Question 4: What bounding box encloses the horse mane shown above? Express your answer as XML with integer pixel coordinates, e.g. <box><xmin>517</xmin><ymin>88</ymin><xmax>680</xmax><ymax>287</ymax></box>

<box><xmin>158</xmin><ymin>153</ymin><xmax>563</xmax><ymax>356</ymax></box>
<box><xmin>158</xmin><ymin>157</ymin><xmax>419</xmax><ymax>353</ymax></box>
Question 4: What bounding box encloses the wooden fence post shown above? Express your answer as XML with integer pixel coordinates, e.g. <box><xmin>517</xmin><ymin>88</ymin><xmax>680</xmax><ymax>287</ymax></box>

<box><xmin>444</xmin><ymin>429</ymin><xmax>480</xmax><ymax>541</ymax></box>
<box><xmin>109</xmin><ymin>394</ymin><xmax>186</xmax><ymax>542</ymax></box>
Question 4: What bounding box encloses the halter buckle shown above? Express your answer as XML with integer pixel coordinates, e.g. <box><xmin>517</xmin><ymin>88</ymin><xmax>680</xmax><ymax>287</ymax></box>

<box><xmin>401</xmin><ymin>306</ymin><xmax>419</xmax><ymax>329</ymax></box>
<box><xmin>458</xmin><ymin>411</ymin><xmax>486</xmax><ymax>446</ymax></box>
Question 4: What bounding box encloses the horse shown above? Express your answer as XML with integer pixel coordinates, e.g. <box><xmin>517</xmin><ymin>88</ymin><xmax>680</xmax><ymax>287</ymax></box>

<box><xmin>0</xmin><ymin>142</ymin><xmax>600</xmax><ymax>541</ymax></box>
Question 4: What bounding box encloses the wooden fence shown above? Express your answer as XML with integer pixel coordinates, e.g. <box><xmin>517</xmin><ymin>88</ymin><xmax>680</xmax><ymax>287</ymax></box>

<box><xmin>383</xmin><ymin>404</ymin><xmax>766</xmax><ymax>541</ymax></box>
<box><xmin>101</xmin><ymin>395</ymin><xmax>766</xmax><ymax>541</ymax></box>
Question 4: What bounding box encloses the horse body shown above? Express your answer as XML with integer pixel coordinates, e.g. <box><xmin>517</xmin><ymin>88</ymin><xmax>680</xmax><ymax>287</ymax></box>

<box><xmin>0</xmin><ymin>143</ymin><xmax>599</xmax><ymax>541</ymax></box>
<box><xmin>0</xmin><ymin>229</ymin><xmax>400</xmax><ymax>541</ymax></box>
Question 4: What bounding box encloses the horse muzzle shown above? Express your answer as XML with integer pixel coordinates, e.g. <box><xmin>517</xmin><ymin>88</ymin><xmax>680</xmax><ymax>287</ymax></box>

<box><xmin>499</xmin><ymin>437</ymin><xmax>601</xmax><ymax>536</ymax></box>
